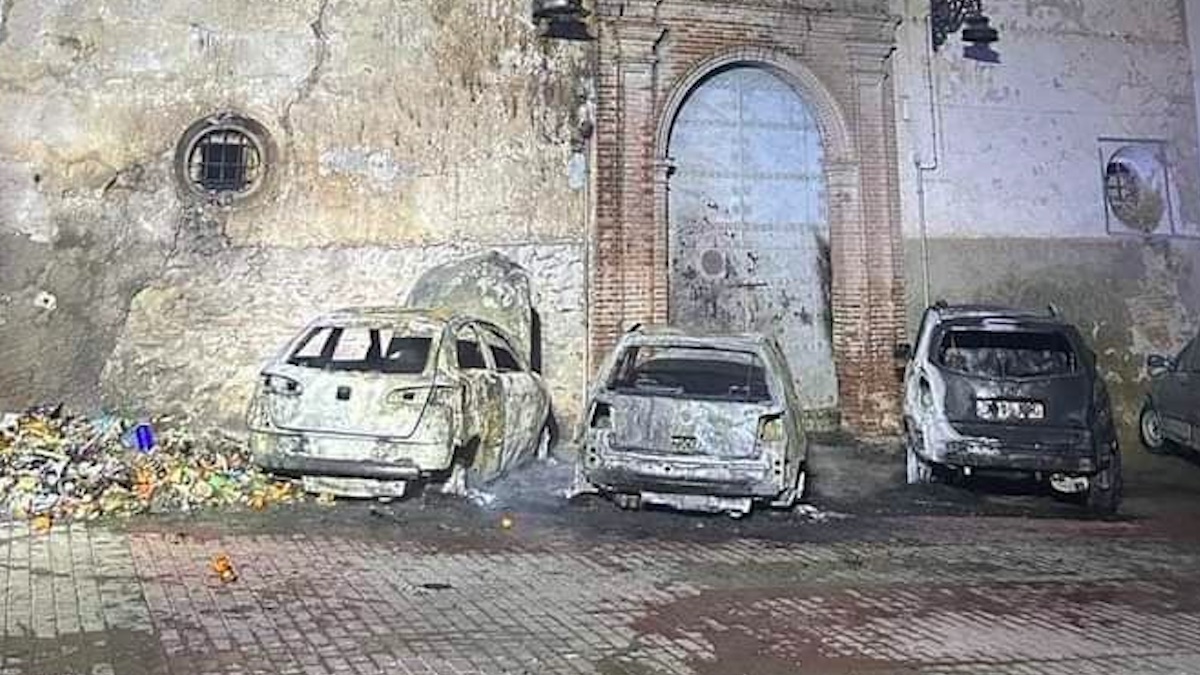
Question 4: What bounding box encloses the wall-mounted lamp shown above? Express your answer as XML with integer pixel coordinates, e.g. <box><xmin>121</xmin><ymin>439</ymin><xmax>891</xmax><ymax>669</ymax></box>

<box><xmin>532</xmin><ymin>0</ymin><xmax>594</xmax><ymax>41</ymax></box>
<box><xmin>931</xmin><ymin>0</ymin><xmax>1000</xmax><ymax>63</ymax></box>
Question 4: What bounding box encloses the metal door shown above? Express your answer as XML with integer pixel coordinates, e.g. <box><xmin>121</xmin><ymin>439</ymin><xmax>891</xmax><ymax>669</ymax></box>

<box><xmin>668</xmin><ymin>65</ymin><xmax>836</xmax><ymax>410</ymax></box>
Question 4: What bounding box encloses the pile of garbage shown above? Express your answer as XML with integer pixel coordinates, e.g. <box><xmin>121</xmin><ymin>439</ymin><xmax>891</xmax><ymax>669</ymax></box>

<box><xmin>0</xmin><ymin>405</ymin><xmax>301</xmax><ymax>523</ymax></box>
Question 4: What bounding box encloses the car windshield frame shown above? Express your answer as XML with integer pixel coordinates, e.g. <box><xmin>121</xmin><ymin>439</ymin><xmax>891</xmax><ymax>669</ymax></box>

<box><xmin>931</xmin><ymin>324</ymin><xmax>1082</xmax><ymax>381</ymax></box>
<box><xmin>604</xmin><ymin>343</ymin><xmax>777</xmax><ymax>404</ymax></box>
<box><xmin>286</xmin><ymin>324</ymin><xmax>438</xmax><ymax>374</ymax></box>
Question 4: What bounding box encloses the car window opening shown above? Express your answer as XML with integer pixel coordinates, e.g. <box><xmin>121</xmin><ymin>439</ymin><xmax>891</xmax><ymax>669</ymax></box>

<box><xmin>456</xmin><ymin>339</ymin><xmax>488</xmax><ymax>370</ymax></box>
<box><xmin>937</xmin><ymin>330</ymin><xmax>1077</xmax><ymax>379</ymax></box>
<box><xmin>287</xmin><ymin>327</ymin><xmax>432</xmax><ymax>374</ymax></box>
<box><xmin>608</xmin><ymin>346</ymin><xmax>771</xmax><ymax>403</ymax></box>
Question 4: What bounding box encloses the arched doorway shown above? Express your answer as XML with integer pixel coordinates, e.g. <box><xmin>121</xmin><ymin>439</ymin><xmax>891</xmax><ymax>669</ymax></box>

<box><xmin>667</xmin><ymin>64</ymin><xmax>838</xmax><ymax>411</ymax></box>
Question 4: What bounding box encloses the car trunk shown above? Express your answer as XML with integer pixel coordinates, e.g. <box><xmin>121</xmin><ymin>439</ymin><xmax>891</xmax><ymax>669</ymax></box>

<box><xmin>940</xmin><ymin>368</ymin><xmax>1092</xmax><ymax>432</ymax></box>
<box><xmin>605</xmin><ymin>393</ymin><xmax>769</xmax><ymax>459</ymax></box>
<box><xmin>264</xmin><ymin>367</ymin><xmax>441</xmax><ymax>440</ymax></box>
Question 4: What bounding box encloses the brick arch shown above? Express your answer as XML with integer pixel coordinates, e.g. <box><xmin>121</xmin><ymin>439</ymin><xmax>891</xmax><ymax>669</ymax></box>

<box><xmin>652</xmin><ymin>47</ymin><xmax>870</xmax><ymax>428</ymax></box>
<box><xmin>654</xmin><ymin>47</ymin><xmax>855</xmax><ymax>166</ymax></box>
<box><xmin>591</xmin><ymin>10</ymin><xmax>903</xmax><ymax>434</ymax></box>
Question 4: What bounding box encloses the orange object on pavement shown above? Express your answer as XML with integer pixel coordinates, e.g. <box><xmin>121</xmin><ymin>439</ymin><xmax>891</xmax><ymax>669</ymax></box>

<box><xmin>210</xmin><ymin>553</ymin><xmax>238</xmax><ymax>583</ymax></box>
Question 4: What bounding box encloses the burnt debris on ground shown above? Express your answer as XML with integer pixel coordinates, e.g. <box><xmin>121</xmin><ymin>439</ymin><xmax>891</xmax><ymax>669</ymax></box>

<box><xmin>0</xmin><ymin>404</ymin><xmax>301</xmax><ymax>524</ymax></box>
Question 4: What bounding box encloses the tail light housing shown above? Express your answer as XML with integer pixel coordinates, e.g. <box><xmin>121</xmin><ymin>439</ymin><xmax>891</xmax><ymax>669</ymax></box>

<box><xmin>385</xmin><ymin>385</ymin><xmax>460</xmax><ymax>408</ymax></box>
<box><xmin>264</xmin><ymin>374</ymin><xmax>302</xmax><ymax>397</ymax></box>
<box><xmin>589</xmin><ymin>401</ymin><xmax>612</xmax><ymax>430</ymax></box>
<box><xmin>758</xmin><ymin>413</ymin><xmax>787</xmax><ymax>444</ymax></box>
<box><xmin>757</xmin><ymin>414</ymin><xmax>785</xmax><ymax>443</ymax></box>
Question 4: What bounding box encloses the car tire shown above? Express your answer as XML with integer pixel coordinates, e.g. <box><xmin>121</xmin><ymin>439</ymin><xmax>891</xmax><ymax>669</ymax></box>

<box><xmin>906</xmin><ymin>438</ymin><xmax>935</xmax><ymax>485</ymax></box>
<box><xmin>1139</xmin><ymin>404</ymin><xmax>1168</xmax><ymax>453</ymax></box>
<box><xmin>1086</xmin><ymin>449</ymin><xmax>1122</xmax><ymax>516</ymax></box>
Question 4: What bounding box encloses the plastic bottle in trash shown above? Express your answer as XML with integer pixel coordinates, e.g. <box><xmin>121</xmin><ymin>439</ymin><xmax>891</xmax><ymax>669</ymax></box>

<box><xmin>134</xmin><ymin>423</ymin><xmax>156</xmax><ymax>452</ymax></box>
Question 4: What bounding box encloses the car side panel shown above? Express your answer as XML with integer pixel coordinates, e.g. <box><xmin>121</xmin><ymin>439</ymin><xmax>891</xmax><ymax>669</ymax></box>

<box><xmin>1183</xmin><ymin>338</ymin><xmax>1200</xmax><ymax>449</ymax></box>
<box><xmin>1159</xmin><ymin>337</ymin><xmax>1198</xmax><ymax>446</ymax></box>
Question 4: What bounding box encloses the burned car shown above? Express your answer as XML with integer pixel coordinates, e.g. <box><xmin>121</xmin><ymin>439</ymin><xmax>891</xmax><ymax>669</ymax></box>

<box><xmin>1140</xmin><ymin>331</ymin><xmax>1200</xmax><ymax>454</ymax></box>
<box><xmin>900</xmin><ymin>304</ymin><xmax>1121</xmax><ymax>514</ymax></box>
<box><xmin>575</xmin><ymin>327</ymin><xmax>808</xmax><ymax>518</ymax></box>
<box><xmin>247</xmin><ymin>308</ymin><xmax>552</xmax><ymax>498</ymax></box>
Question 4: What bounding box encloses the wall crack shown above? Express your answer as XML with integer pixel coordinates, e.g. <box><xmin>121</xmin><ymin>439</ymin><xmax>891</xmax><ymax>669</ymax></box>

<box><xmin>0</xmin><ymin>0</ymin><xmax>15</xmax><ymax>46</ymax></box>
<box><xmin>280</xmin><ymin>0</ymin><xmax>333</xmax><ymax>154</ymax></box>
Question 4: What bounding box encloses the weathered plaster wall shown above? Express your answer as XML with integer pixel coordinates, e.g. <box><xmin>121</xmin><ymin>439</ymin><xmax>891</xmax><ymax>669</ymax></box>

<box><xmin>1189</xmin><ymin>0</ymin><xmax>1200</xmax><ymax>172</ymax></box>
<box><xmin>0</xmin><ymin>0</ymin><xmax>591</xmax><ymax>426</ymax></box>
<box><xmin>891</xmin><ymin>0</ymin><xmax>1200</xmax><ymax>457</ymax></box>
<box><xmin>894</xmin><ymin>0</ymin><xmax>1200</xmax><ymax>239</ymax></box>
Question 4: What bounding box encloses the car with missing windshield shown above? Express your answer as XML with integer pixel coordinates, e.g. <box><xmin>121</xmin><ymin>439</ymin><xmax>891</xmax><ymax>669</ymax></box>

<box><xmin>575</xmin><ymin>326</ymin><xmax>808</xmax><ymax>518</ymax></box>
<box><xmin>1140</xmin><ymin>331</ymin><xmax>1200</xmax><ymax>455</ymax></box>
<box><xmin>899</xmin><ymin>304</ymin><xmax>1121</xmax><ymax>514</ymax></box>
<box><xmin>247</xmin><ymin>307</ymin><xmax>552</xmax><ymax>499</ymax></box>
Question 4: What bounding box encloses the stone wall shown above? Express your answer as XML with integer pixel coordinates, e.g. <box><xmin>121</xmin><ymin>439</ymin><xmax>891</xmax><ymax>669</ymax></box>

<box><xmin>0</xmin><ymin>0</ymin><xmax>591</xmax><ymax>427</ymax></box>
<box><xmin>102</xmin><ymin>243</ymin><xmax>587</xmax><ymax>427</ymax></box>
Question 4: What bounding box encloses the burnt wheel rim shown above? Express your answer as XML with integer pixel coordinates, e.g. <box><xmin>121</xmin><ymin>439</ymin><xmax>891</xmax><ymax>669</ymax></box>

<box><xmin>1141</xmin><ymin>408</ymin><xmax>1164</xmax><ymax>447</ymax></box>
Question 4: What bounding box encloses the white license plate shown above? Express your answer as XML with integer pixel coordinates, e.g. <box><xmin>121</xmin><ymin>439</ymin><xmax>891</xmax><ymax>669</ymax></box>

<box><xmin>670</xmin><ymin>435</ymin><xmax>698</xmax><ymax>453</ymax></box>
<box><xmin>976</xmin><ymin>399</ymin><xmax>1045</xmax><ymax>421</ymax></box>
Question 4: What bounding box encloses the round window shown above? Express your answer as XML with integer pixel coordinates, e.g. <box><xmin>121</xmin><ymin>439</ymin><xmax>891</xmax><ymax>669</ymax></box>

<box><xmin>1104</xmin><ymin>145</ymin><xmax>1166</xmax><ymax>233</ymax></box>
<box><xmin>175</xmin><ymin>114</ymin><xmax>272</xmax><ymax>203</ymax></box>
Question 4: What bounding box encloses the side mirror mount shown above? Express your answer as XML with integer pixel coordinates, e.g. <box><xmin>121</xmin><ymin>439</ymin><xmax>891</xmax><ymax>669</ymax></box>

<box><xmin>894</xmin><ymin>343</ymin><xmax>912</xmax><ymax>361</ymax></box>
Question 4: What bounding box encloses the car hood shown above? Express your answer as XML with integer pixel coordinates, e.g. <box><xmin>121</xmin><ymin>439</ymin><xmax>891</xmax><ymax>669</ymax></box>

<box><xmin>404</xmin><ymin>252</ymin><xmax>535</xmax><ymax>365</ymax></box>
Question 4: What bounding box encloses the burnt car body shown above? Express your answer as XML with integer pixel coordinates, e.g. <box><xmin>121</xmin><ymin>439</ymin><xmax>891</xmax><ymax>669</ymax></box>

<box><xmin>900</xmin><ymin>305</ymin><xmax>1121</xmax><ymax>514</ymax></box>
<box><xmin>247</xmin><ymin>308</ymin><xmax>552</xmax><ymax>498</ymax></box>
<box><xmin>576</xmin><ymin>327</ymin><xmax>808</xmax><ymax>518</ymax></box>
<box><xmin>1140</xmin><ymin>332</ymin><xmax>1200</xmax><ymax>454</ymax></box>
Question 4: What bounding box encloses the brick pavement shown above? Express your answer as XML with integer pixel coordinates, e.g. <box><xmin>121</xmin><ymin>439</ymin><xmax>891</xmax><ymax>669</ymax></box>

<box><xmin>5</xmin><ymin>503</ymin><xmax>1200</xmax><ymax>675</ymax></box>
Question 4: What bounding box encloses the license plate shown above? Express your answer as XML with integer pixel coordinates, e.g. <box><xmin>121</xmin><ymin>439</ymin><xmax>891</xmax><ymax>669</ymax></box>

<box><xmin>670</xmin><ymin>435</ymin><xmax>698</xmax><ymax>453</ymax></box>
<box><xmin>976</xmin><ymin>399</ymin><xmax>1045</xmax><ymax>421</ymax></box>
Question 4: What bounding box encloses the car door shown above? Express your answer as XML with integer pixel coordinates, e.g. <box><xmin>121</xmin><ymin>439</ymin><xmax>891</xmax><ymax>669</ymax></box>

<box><xmin>1159</xmin><ymin>336</ymin><xmax>1198</xmax><ymax>446</ymax></box>
<box><xmin>451</xmin><ymin>324</ymin><xmax>506</xmax><ymax>481</ymax></box>
<box><xmin>903</xmin><ymin>309</ymin><xmax>936</xmax><ymax>426</ymax></box>
<box><xmin>479</xmin><ymin>323</ymin><xmax>545</xmax><ymax>473</ymax></box>
<box><xmin>1180</xmin><ymin>336</ymin><xmax>1200</xmax><ymax>448</ymax></box>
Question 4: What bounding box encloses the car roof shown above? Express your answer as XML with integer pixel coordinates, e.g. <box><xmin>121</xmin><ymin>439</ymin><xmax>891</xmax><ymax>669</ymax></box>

<box><xmin>313</xmin><ymin>306</ymin><xmax>462</xmax><ymax>327</ymax></box>
<box><xmin>620</xmin><ymin>324</ymin><xmax>773</xmax><ymax>352</ymax></box>
<box><xmin>931</xmin><ymin>304</ymin><xmax>1057</xmax><ymax>321</ymax></box>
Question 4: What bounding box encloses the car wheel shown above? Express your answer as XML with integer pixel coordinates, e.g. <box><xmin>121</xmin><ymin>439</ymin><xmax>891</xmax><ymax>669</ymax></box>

<box><xmin>1086</xmin><ymin>449</ymin><xmax>1122</xmax><ymax>516</ymax></box>
<box><xmin>1139</xmin><ymin>404</ymin><xmax>1167</xmax><ymax>453</ymax></box>
<box><xmin>906</xmin><ymin>439</ymin><xmax>935</xmax><ymax>485</ymax></box>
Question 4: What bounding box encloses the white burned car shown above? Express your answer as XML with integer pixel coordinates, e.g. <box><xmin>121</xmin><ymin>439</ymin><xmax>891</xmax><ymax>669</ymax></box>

<box><xmin>247</xmin><ymin>308</ymin><xmax>552</xmax><ymax>498</ymax></box>
<box><xmin>576</xmin><ymin>327</ymin><xmax>808</xmax><ymax>518</ymax></box>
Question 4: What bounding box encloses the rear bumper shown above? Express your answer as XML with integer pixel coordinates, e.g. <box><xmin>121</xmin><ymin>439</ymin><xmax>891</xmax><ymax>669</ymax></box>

<box><xmin>582</xmin><ymin>435</ymin><xmax>785</xmax><ymax>499</ymax></box>
<box><xmin>916</xmin><ymin>420</ymin><xmax>1099</xmax><ymax>474</ymax></box>
<box><xmin>249</xmin><ymin>430</ymin><xmax>454</xmax><ymax>480</ymax></box>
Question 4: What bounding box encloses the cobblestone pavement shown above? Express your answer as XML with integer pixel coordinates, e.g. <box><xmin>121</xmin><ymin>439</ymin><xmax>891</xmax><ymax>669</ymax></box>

<box><xmin>6</xmin><ymin>449</ymin><xmax>1200</xmax><ymax>675</ymax></box>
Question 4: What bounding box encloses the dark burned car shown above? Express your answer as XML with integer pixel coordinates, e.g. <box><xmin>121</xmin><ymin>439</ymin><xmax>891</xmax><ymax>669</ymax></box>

<box><xmin>1140</xmin><ymin>331</ymin><xmax>1200</xmax><ymax>454</ymax></box>
<box><xmin>576</xmin><ymin>327</ymin><xmax>808</xmax><ymax>518</ymax></box>
<box><xmin>247</xmin><ymin>308</ymin><xmax>552</xmax><ymax>499</ymax></box>
<box><xmin>900</xmin><ymin>304</ymin><xmax>1121</xmax><ymax>514</ymax></box>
